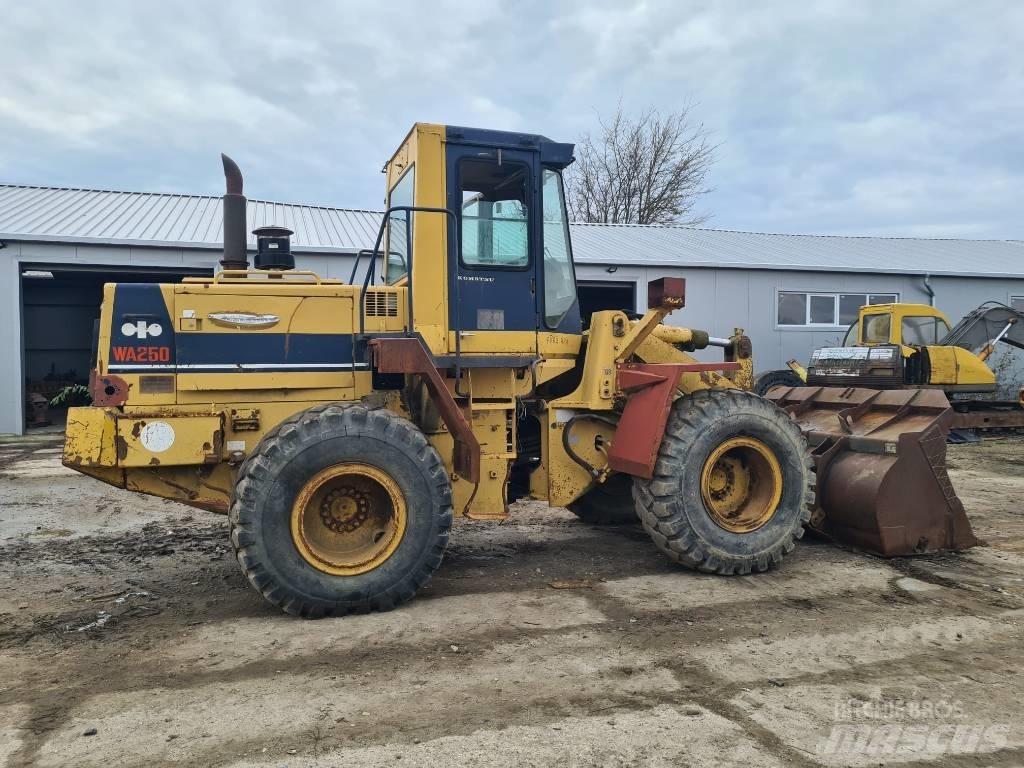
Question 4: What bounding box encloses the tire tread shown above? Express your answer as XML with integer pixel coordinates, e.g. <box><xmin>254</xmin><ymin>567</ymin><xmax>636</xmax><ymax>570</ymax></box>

<box><xmin>634</xmin><ymin>389</ymin><xmax>813</xmax><ymax>575</ymax></box>
<box><xmin>229</xmin><ymin>403</ymin><xmax>452</xmax><ymax>617</ymax></box>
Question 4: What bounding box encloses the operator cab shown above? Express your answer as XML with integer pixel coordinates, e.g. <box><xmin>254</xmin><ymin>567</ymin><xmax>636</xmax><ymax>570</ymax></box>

<box><xmin>844</xmin><ymin>303</ymin><xmax>952</xmax><ymax>349</ymax></box>
<box><xmin>378</xmin><ymin>124</ymin><xmax>581</xmax><ymax>359</ymax></box>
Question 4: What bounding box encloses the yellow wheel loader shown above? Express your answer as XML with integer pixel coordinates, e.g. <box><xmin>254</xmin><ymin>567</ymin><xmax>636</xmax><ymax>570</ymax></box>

<box><xmin>62</xmin><ymin>124</ymin><xmax>967</xmax><ymax>618</ymax></box>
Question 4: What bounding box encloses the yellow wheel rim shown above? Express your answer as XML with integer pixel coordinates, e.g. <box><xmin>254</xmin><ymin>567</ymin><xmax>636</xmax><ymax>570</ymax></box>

<box><xmin>700</xmin><ymin>437</ymin><xmax>783</xmax><ymax>533</ymax></box>
<box><xmin>290</xmin><ymin>463</ymin><xmax>407</xmax><ymax>576</ymax></box>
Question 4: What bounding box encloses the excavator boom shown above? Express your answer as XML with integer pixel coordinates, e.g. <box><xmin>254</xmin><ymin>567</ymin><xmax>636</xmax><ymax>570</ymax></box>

<box><xmin>940</xmin><ymin>301</ymin><xmax>1024</xmax><ymax>356</ymax></box>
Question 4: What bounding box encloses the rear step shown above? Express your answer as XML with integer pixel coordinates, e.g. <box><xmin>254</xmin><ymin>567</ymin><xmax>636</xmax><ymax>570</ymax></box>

<box><xmin>766</xmin><ymin>386</ymin><xmax>978</xmax><ymax>557</ymax></box>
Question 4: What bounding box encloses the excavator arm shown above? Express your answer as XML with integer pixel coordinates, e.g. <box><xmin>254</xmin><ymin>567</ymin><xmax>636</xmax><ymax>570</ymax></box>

<box><xmin>940</xmin><ymin>302</ymin><xmax>1024</xmax><ymax>359</ymax></box>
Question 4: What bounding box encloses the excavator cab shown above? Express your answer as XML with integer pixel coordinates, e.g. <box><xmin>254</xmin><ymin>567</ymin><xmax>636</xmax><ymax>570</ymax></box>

<box><xmin>845</xmin><ymin>303</ymin><xmax>952</xmax><ymax>349</ymax></box>
<box><xmin>942</xmin><ymin>302</ymin><xmax>1024</xmax><ymax>360</ymax></box>
<box><xmin>808</xmin><ymin>302</ymin><xmax>1021</xmax><ymax>393</ymax></box>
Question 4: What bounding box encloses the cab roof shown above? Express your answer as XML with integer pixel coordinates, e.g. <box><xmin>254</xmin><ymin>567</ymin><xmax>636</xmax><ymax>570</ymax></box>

<box><xmin>444</xmin><ymin>125</ymin><xmax>575</xmax><ymax>167</ymax></box>
<box><xmin>863</xmin><ymin>302</ymin><xmax>945</xmax><ymax>315</ymax></box>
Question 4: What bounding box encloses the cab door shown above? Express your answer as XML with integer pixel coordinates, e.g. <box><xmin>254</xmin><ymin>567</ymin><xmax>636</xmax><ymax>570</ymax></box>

<box><xmin>446</xmin><ymin>144</ymin><xmax>539</xmax><ymax>355</ymax></box>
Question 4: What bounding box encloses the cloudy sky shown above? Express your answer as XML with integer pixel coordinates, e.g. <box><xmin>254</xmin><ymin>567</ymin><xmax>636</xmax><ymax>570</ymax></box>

<box><xmin>2</xmin><ymin>1</ymin><xmax>1022</xmax><ymax>238</ymax></box>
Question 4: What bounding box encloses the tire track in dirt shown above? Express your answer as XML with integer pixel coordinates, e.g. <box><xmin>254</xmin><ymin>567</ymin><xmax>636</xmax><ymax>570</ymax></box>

<box><xmin>8</xmin><ymin>568</ymin><xmax>1022</xmax><ymax>767</ymax></box>
<box><xmin>4</xmin><ymin>440</ymin><xmax>1024</xmax><ymax>767</ymax></box>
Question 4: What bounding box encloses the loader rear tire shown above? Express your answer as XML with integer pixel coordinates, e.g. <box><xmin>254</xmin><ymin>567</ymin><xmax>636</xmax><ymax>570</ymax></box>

<box><xmin>634</xmin><ymin>389</ymin><xmax>812</xmax><ymax>575</ymax></box>
<box><xmin>230</xmin><ymin>404</ymin><xmax>452</xmax><ymax>618</ymax></box>
<box><xmin>567</xmin><ymin>474</ymin><xmax>638</xmax><ymax>525</ymax></box>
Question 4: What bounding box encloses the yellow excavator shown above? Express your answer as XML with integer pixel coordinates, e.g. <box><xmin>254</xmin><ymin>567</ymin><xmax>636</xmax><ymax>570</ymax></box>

<box><xmin>762</xmin><ymin>299</ymin><xmax>1024</xmax><ymax>556</ymax></box>
<box><xmin>61</xmin><ymin>123</ymin><xmax>976</xmax><ymax>617</ymax></box>
<box><xmin>763</xmin><ymin>302</ymin><xmax>1024</xmax><ymax>430</ymax></box>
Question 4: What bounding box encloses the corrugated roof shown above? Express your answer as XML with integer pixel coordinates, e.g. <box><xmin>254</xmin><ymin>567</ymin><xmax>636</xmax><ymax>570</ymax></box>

<box><xmin>569</xmin><ymin>222</ymin><xmax>1024</xmax><ymax>278</ymax></box>
<box><xmin>2</xmin><ymin>184</ymin><xmax>1023</xmax><ymax>277</ymax></box>
<box><xmin>0</xmin><ymin>185</ymin><xmax>381</xmax><ymax>253</ymax></box>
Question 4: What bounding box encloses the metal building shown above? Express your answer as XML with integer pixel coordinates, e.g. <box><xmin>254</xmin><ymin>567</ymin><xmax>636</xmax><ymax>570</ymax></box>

<box><xmin>3</xmin><ymin>183</ymin><xmax>1024</xmax><ymax>434</ymax></box>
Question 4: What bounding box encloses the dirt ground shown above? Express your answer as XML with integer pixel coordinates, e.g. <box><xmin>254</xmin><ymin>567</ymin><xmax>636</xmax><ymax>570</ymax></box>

<box><xmin>1</xmin><ymin>434</ymin><xmax>1023</xmax><ymax>767</ymax></box>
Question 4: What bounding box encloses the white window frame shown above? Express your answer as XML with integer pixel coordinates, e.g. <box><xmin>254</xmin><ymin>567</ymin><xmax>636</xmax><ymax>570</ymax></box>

<box><xmin>776</xmin><ymin>291</ymin><xmax>900</xmax><ymax>329</ymax></box>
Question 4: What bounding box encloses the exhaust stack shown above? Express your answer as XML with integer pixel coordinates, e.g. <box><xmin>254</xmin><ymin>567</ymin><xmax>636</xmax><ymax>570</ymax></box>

<box><xmin>220</xmin><ymin>154</ymin><xmax>249</xmax><ymax>271</ymax></box>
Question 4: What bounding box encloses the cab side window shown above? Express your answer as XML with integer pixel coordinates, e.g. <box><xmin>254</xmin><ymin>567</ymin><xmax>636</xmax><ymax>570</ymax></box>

<box><xmin>541</xmin><ymin>168</ymin><xmax>577</xmax><ymax>328</ymax></box>
<box><xmin>385</xmin><ymin>165</ymin><xmax>415</xmax><ymax>284</ymax></box>
<box><xmin>901</xmin><ymin>316</ymin><xmax>945</xmax><ymax>346</ymax></box>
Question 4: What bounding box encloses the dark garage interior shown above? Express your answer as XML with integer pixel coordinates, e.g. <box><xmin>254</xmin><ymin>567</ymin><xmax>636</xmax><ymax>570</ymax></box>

<box><xmin>20</xmin><ymin>264</ymin><xmax>212</xmax><ymax>428</ymax></box>
<box><xmin>577</xmin><ymin>280</ymin><xmax>637</xmax><ymax>325</ymax></box>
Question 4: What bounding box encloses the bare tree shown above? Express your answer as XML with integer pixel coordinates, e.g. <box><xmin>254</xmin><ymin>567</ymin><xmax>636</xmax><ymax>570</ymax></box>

<box><xmin>566</xmin><ymin>105</ymin><xmax>715</xmax><ymax>226</ymax></box>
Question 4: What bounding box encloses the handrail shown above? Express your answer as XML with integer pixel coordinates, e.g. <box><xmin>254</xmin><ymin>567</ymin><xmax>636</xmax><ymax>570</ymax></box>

<box><xmin>358</xmin><ymin>205</ymin><xmax>459</xmax><ymax>340</ymax></box>
<box><xmin>205</xmin><ymin>270</ymin><xmax>324</xmax><ymax>284</ymax></box>
<box><xmin>348</xmin><ymin>249</ymin><xmax>378</xmax><ymax>285</ymax></box>
<box><xmin>348</xmin><ymin>247</ymin><xmax>408</xmax><ymax>285</ymax></box>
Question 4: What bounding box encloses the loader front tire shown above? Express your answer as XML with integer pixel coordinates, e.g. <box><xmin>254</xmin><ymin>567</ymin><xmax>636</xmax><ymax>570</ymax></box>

<box><xmin>567</xmin><ymin>474</ymin><xmax>638</xmax><ymax>525</ymax></box>
<box><xmin>634</xmin><ymin>389</ymin><xmax>811</xmax><ymax>575</ymax></box>
<box><xmin>230</xmin><ymin>404</ymin><xmax>452</xmax><ymax>618</ymax></box>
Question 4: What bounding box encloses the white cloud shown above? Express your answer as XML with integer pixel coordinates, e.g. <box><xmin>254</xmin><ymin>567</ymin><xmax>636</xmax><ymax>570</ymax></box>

<box><xmin>0</xmin><ymin>0</ymin><xmax>1021</xmax><ymax>238</ymax></box>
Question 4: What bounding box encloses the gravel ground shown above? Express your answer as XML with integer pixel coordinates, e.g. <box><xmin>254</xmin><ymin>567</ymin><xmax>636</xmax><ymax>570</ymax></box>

<box><xmin>0</xmin><ymin>433</ymin><xmax>1022</xmax><ymax>767</ymax></box>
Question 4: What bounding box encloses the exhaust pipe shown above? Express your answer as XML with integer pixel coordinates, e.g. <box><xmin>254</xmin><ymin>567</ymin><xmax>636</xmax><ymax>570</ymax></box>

<box><xmin>220</xmin><ymin>154</ymin><xmax>249</xmax><ymax>271</ymax></box>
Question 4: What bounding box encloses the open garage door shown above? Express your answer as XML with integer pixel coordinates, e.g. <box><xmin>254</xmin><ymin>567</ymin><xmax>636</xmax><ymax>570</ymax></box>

<box><xmin>20</xmin><ymin>264</ymin><xmax>212</xmax><ymax>430</ymax></box>
<box><xmin>577</xmin><ymin>280</ymin><xmax>636</xmax><ymax>327</ymax></box>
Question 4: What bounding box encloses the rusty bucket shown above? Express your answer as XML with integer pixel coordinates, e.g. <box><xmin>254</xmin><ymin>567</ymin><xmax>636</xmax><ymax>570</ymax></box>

<box><xmin>766</xmin><ymin>387</ymin><xmax>977</xmax><ymax>556</ymax></box>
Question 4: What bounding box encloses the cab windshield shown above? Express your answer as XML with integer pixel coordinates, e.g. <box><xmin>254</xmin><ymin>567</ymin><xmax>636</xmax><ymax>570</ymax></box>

<box><xmin>842</xmin><ymin>321</ymin><xmax>859</xmax><ymax>346</ymax></box>
<box><xmin>541</xmin><ymin>168</ymin><xmax>577</xmax><ymax>328</ymax></box>
<box><xmin>861</xmin><ymin>313</ymin><xmax>892</xmax><ymax>344</ymax></box>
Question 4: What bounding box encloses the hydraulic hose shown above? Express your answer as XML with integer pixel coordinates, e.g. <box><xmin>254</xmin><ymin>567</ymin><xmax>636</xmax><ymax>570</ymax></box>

<box><xmin>562</xmin><ymin>413</ymin><xmax>620</xmax><ymax>479</ymax></box>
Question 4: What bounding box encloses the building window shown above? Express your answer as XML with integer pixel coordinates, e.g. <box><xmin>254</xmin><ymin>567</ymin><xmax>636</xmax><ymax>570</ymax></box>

<box><xmin>777</xmin><ymin>292</ymin><xmax>898</xmax><ymax>327</ymax></box>
<box><xmin>1011</xmin><ymin>296</ymin><xmax>1024</xmax><ymax>312</ymax></box>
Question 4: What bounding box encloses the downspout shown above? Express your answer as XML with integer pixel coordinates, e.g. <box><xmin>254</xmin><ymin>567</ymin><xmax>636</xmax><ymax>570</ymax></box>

<box><xmin>922</xmin><ymin>273</ymin><xmax>935</xmax><ymax>307</ymax></box>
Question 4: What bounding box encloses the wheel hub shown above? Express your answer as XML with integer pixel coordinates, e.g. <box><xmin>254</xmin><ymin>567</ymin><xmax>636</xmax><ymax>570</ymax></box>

<box><xmin>291</xmin><ymin>463</ymin><xmax>407</xmax><ymax>576</ymax></box>
<box><xmin>320</xmin><ymin>487</ymin><xmax>371</xmax><ymax>533</ymax></box>
<box><xmin>700</xmin><ymin>437</ymin><xmax>782</xmax><ymax>533</ymax></box>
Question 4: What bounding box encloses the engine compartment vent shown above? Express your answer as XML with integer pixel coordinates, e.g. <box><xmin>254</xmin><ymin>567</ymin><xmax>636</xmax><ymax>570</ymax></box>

<box><xmin>364</xmin><ymin>290</ymin><xmax>399</xmax><ymax>317</ymax></box>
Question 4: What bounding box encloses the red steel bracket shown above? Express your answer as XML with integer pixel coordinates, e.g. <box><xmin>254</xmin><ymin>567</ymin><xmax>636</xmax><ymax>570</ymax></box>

<box><xmin>607</xmin><ymin>362</ymin><xmax>741</xmax><ymax>478</ymax></box>
<box><xmin>90</xmin><ymin>369</ymin><xmax>130</xmax><ymax>407</ymax></box>
<box><xmin>369</xmin><ymin>337</ymin><xmax>481</xmax><ymax>483</ymax></box>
